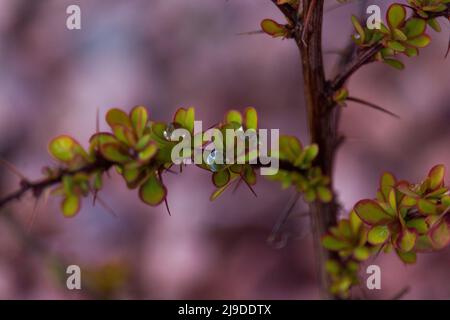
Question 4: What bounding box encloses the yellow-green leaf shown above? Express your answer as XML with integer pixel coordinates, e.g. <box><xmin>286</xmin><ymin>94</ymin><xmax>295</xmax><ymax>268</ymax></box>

<box><xmin>317</xmin><ymin>186</ymin><xmax>332</xmax><ymax>203</ymax></box>
<box><xmin>353</xmin><ymin>246</ymin><xmax>370</xmax><ymax>261</ymax></box>
<box><xmin>212</xmin><ymin>169</ymin><xmax>231</xmax><ymax>188</ymax></box>
<box><xmin>61</xmin><ymin>194</ymin><xmax>80</xmax><ymax>217</ymax></box>
<box><xmin>99</xmin><ymin>143</ymin><xmax>131</xmax><ymax>164</ymax></box>
<box><xmin>354</xmin><ymin>200</ymin><xmax>394</xmax><ymax>225</ymax></box>
<box><xmin>405</xmin><ymin>35</ymin><xmax>431</xmax><ymax>48</ymax></box>
<box><xmin>48</xmin><ymin>135</ymin><xmax>80</xmax><ymax>162</ymax></box>
<box><xmin>384</xmin><ymin>59</ymin><xmax>405</xmax><ymax>70</ymax></box>
<box><xmin>139</xmin><ymin>173</ymin><xmax>167</xmax><ymax>206</ymax></box>
<box><xmin>138</xmin><ymin>142</ymin><xmax>158</xmax><ymax>163</ymax></box>
<box><xmin>380</xmin><ymin>172</ymin><xmax>396</xmax><ymax>201</ymax></box>
<box><xmin>403</xmin><ymin>18</ymin><xmax>426</xmax><ymax>38</ymax></box>
<box><xmin>387</xmin><ymin>4</ymin><xmax>406</xmax><ymax>29</ymax></box>
<box><xmin>106</xmin><ymin>108</ymin><xmax>131</xmax><ymax>129</ymax></box>
<box><xmin>417</xmin><ymin>198</ymin><xmax>437</xmax><ymax>215</ymax></box>
<box><xmin>245</xmin><ymin>107</ymin><xmax>258</xmax><ymax>130</ymax></box>
<box><xmin>368</xmin><ymin>225</ymin><xmax>390</xmax><ymax>245</ymax></box>
<box><xmin>225</xmin><ymin>110</ymin><xmax>242</xmax><ymax>126</ymax></box>
<box><xmin>351</xmin><ymin>15</ymin><xmax>365</xmax><ymax>44</ymax></box>
<box><xmin>396</xmin><ymin>228</ymin><xmax>417</xmax><ymax>252</ymax></box>
<box><xmin>260</xmin><ymin>19</ymin><xmax>287</xmax><ymax>38</ymax></box>
<box><xmin>430</xmin><ymin>221</ymin><xmax>450</xmax><ymax>249</ymax></box>
<box><xmin>322</xmin><ymin>235</ymin><xmax>350</xmax><ymax>251</ymax></box>
<box><xmin>130</xmin><ymin>106</ymin><xmax>148</xmax><ymax>138</ymax></box>
<box><xmin>428</xmin><ymin>164</ymin><xmax>445</xmax><ymax>190</ymax></box>
<box><xmin>396</xmin><ymin>250</ymin><xmax>417</xmax><ymax>264</ymax></box>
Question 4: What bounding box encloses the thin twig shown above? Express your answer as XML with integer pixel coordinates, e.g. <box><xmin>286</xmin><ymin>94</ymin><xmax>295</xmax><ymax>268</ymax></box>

<box><xmin>346</xmin><ymin>96</ymin><xmax>400</xmax><ymax>119</ymax></box>
<box><xmin>267</xmin><ymin>192</ymin><xmax>300</xmax><ymax>246</ymax></box>
<box><xmin>332</xmin><ymin>43</ymin><xmax>383</xmax><ymax>90</ymax></box>
<box><xmin>391</xmin><ymin>286</ymin><xmax>410</xmax><ymax>300</ymax></box>
<box><xmin>0</xmin><ymin>158</ymin><xmax>27</xmax><ymax>180</ymax></box>
<box><xmin>0</xmin><ymin>160</ymin><xmax>112</xmax><ymax>210</ymax></box>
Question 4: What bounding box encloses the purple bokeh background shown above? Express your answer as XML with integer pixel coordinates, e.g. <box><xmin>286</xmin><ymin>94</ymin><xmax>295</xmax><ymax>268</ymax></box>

<box><xmin>0</xmin><ymin>0</ymin><xmax>449</xmax><ymax>299</ymax></box>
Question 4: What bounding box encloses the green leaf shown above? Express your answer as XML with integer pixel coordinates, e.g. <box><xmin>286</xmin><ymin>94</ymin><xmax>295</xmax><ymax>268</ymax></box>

<box><xmin>430</xmin><ymin>221</ymin><xmax>450</xmax><ymax>249</ymax></box>
<box><xmin>338</xmin><ymin>220</ymin><xmax>352</xmax><ymax>239</ymax></box>
<box><xmin>150</xmin><ymin>122</ymin><xmax>172</xmax><ymax>144</ymax></box>
<box><xmin>387</xmin><ymin>4</ymin><xmax>406</xmax><ymax>29</ymax></box>
<box><xmin>415</xmin><ymin>234</ymin><xmax>434</xmax><ymax>252</ymax></box>
<box><xmin>333</xmin><ymin>88</ymin><xmax>348</xmax><ymax>103</ymax></box>
<box><xmin>185</xmin><ymin>107</ymin><xmax>195</xmax><ymax>133</ymax></box>
<box><xmin>245</xmin><ymin>107</ymin><xmax>258</xmax><ymax>130</ymax></box>
<box><xmin>325</xmin><ymin>259</ymin><xmax>341</xmax><ymax>275</ymax></box>
<box><xmin>173</xmin><ymin>108</ymin><xmax>187</xmax><ymax>127</ymax></box>
<box><xmin>106</xmin><ymin>108</ymin><xmax>131</xmax><ymax>129</ymax></box>
<box><xmin>393</xmin><ymin>28</ymin><xmax>408</xmax><ymax>41</ymax></box>
<box><xmin>322</xmin><ymin>235</ymin><xmax>350</xmax><ymax>251</ymax></box>
<box><xmin>404</xmin><ymin>47</ymin><xmax>419</xmax><ymax>57</ymax></box>
<box><xmin>139</xmin><ymin>173</ymin><xmax>167</xmax><ymax>206</ymax></box>
<box><xmin>368</xmin><ymin>225</ymin><xmax>390</xmax><ymax>245</ymax></box>
<box><xmin>130</xmin><ymin>106</ymin><xmax>148</xmax><ymax>138</ymax></box>
<box><xmin>135</xmin><ymin>134</ymin><xmax>152</xmax><ymax>151</ymax></box>
<box><xmin>396</xmin><ymin>182</ymin><xmax>417</xmax><ymax>198</ymax></box>
<box><xmin>396</xmin><ymin>250</ymin><xmax>417</xmax><ymax>264</ymax></box>
<box><xmin>406</xmin><ymin>218</ymin><xmax>429</xmax><ymax>234</ymax></box>
<box><xmin>112</xmin><ymin>125</ymin><xmax>136</xmax><ymax>146</ymax></box>
<box><xmin>354</xmin><ymin>200</ymin><xmax>394</xmax><ymax>225</ymax></box>
<box><xmin>405</xmin><ymin>35</ymin><xmax>431</xmax><ymax>48</ymax></box>
<box><xmin>49</xmin><ymin>136</ymin><xmax>89</xmax><ymax>165</ymax></box>
<box><xmin>317</xmin><ymin>186</ymin><xmax>332</xmax><ymax>203</ymax></box>
<box><xmin>61</xmin><ymin>194</ymin><xmax>80</xmax><ymax>217</ymax></box>
<box><xmin>210</xmin><ymin>182</ymin><xmax>233</xmax><ymax>201</ymax></box>
<box><xmin>349</xmin><ymin>210</ymin><xmax>362</xmax><ymax>234</ymax></box>
<box><xmin>212</xmin><ymin>169</ymin><xmax>231</xmax><ymax>188</ymax></box>
<box><xmin>89</xmin><ymin>133</ymin><xmax>118</xmax><ymax>151</ymax></box>
<box><xmin>243</xmin><ymin>165</ymin><xmax>256</xmax><ymax>185</ymax></box>
<box><xmin>387</xmin><ymin>40</ymin><xmax>406</xmax><ymax>52</ymax></box>
<box><xmin>303</xmin><ymin>189</ymin><xmax>316</xmax><ymax>202</ymax></box>
<box><xmin>442</xmin><ymin>195</ymin><xmax>450</xmax><ymax>207</ymax></box>
<box><xmin>427</xmin><ymin>18</ymin><xmax>441</xmax><ymax>32</ymax></box>
<box><xmin>123</xmin><ymin>166</ymin><xmax>146</xmax><ymax>189</ymax></box>
<box><xmin>388</xmin><ymin>188</ymin><xmax>397</xmax><ymax>212</ymax></box>
<box><xmin>403</xmin><ymin>18</ymin><xmax>426</xmax><ymax>38</ymax></box>
<box><xmin>380</xmin><ymin>172</ymin><xmax>396</xmax><ymax>201</ymax></box>
<box><xmin>396</xmin><ymin>228</ymin><xmax>417</xmax><ymax>252</ymax></box>
<box><xmin>225</xmin><ymin>110</ymin><xmax>243</xmax><ymax>126</ymax></box>
<box><xmin>48</xmin><ymin>135</ymin><xmax>79</xmax><ymax>162</ymax></box>
<box><xmin>62</xmin><ymin>175</ymin><xmax>74</xmax><ymax>194</ymax></box>
<box><xmin>303</xmin><ymin>144</ymin><xmax>319</xmax><ymax>163</ymax></box>
<box><xmin>260</xmin><ymin>19</ymin><xmax>287</xmax><ymax>38</ymax></box>
<box><xmin>99</xmin><ymin>143</ymin><xmax>131</xmax><ymax>164</ymax></box>
<box><xmin>353</xmin><ymin>246</ymin><xmax>370</xmax><ymax>261</ymax></box>
<box><xmin>123</xmin><ymin>167</ymin><xmax>139</xmax><ymax>184</ymax></box>
<box><xmin>383</xmin><ymin>59</ymin><xmax>405</xmax><ymax>70</ymax></box>
<box><xmin>417</xmin><ymin>198</ymin><xmax>437</xmax><ymax>215</ymax></box>
<box><xmin>351</xmin><ymin>15</ymin><xmax>365</xmax><ymax>44</ymax></box>
<box><xmin>138</xmin><ymin>142</ymin><xmax>158</xmax><ymax>163</ymax></box>
<box><xmin>93</xmin><ymin>171</ymin><xmax>103</xmax><ymax>190</ymax></box>
<box><xmin>428</xmin><ymin>164</ymin><xmax>445</xmax><ymax>190</ymax></box>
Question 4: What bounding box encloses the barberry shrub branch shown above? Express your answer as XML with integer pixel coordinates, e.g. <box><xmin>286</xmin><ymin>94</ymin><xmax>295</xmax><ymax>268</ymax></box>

<box><xmin>265</xmin><ymin>0</ymin><xmax>449</xmax><ymax>298</ymax></box>
<box><xmin>322</xmin><ymin>165</ymin><xmax>450</xmax><ymax>298</ymax></box>
<box><xmin>0</xmin><ymin>106</ymin><xmax>331</xmax><ymax>217</ymax></box>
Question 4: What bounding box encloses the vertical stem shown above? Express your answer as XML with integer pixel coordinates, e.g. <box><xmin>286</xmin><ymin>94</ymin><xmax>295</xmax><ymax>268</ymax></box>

<box><xmin>297</xmin><ymin>0</ymin><xmax>340</xmax><ymax>299</ymax></box>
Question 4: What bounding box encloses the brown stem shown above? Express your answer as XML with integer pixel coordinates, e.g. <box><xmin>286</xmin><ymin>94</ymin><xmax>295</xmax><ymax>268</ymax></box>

<box><xmin>296</xmin><ymin>0</ymin><xmax>341</xmax><ymax>299</ymax></box>
<box><xmin>0</xmin><ymin>157</ymin><xmax>307</xmax><ymax>212</ymax></box>
<box><xmin>331</xmin><ymin>44</ymin><xmax>383</xmax><ymax>90</ymax></box>
<box><xmin>0</xmin><ymin>160</ymin><xmax>112</xmax><ymax>209</ymax></box>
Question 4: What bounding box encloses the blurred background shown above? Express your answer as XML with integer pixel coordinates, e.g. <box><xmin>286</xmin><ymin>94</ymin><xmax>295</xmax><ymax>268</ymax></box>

<box><xmin>0</xmin><ymin>0</ymin><xmax>449</xmax><ymax>299</ymax></box>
